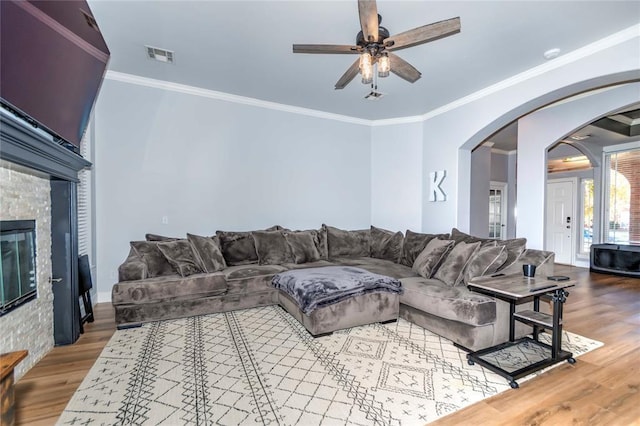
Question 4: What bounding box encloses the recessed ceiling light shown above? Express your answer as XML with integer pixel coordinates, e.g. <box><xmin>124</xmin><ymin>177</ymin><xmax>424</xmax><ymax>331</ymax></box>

<box><xmin>543</xmin><ymin>48</ymin><xmax>561</xmax><ymax>60</ymax></box>
<box><xmin>146</xmin><ymin>46</ymin><xmax>174</xmax><ymax>64</ymax></box>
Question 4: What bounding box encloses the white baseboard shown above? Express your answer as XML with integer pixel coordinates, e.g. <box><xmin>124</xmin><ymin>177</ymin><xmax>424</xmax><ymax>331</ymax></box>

<box><xmin>97</xmin><ymin>291</ymin><xmax>112</xmax><ymax>303</ymax></box>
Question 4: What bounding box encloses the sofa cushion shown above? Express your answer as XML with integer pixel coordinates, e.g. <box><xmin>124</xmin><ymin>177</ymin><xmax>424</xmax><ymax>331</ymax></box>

<box><xmin>223</xmin><ymin>264</ymin><xmax>287</xmax><ymax>294</ymax></box>
<box><xmin>499</xmin><ymin>249</ymin><xmax>555</xmax><ymax>276</ymax></box>
<box><xmin>496</xmin><ymin>238</ymin><xmax>527</xmax><ymax>271</ymax></box>
<box><xmin>145</xmin><ymin>233</ymin><xmax>180</xmax><ymax>242</ymax></box>
<box><xmin>412</xmin><ymin>238</ymin><xmax>455</xmax><ymax>278</ymax></box>
<box><xmin>111</xmin><ymin>272</ymin><xmax>227</xmax><ymax>305</ymax></box>
<box><xmin>252</xmin><ymin>230</ymin><xmax>294</xmax><ymax>265</ymax></box>
<box><xmin>370</xmin><ymin>226</ymin><xmax>403</xmax><ymax>262</ymax></box>
<box><xmin>400</xmin><ymin>277</ymin><xmax>496</xmax><ymax>326</ymax></box>
<box><xmin>400</xmin><ymin>230</ymin><xmax>449</xmax><ymax>267</ymax></box>
<box><xmin>130</xmin><ymin>241</ymin><xmax>176</xmax><ymax>278</ymax></box>
<box><xmin>433</xmin><ymin>241</ymin><xmax>482</xmax><ymax>286</ymax></box>
<box><xmin>449</xmin><ymin>228</ymin><xmax>490</xmax><ymax>245</ymax></box>
<box><xmin>348</xmin><ymin>257</ymin><xmax>419</xmax><ymax>279</ymax></box>
<box><xmin>463</xmin><ymin>243</ymin><xmax>508</xmax><ymax>284</ymax></box>
<box><xmin>325</xmin><ymin>225</ymin><xmax>370</xmax><ymax>258</ymax></box>
<box><xmin>216</xmin><ymin>230</ymin><xmax>259</xmax><ymax>266</ymax></box>
<box><xmin>156</xmin><ymin>240</ymin><xmax>203</xmax><ymax>277</ymax></box>
<box><xmin>283</xmin><ymin>231</ymin><xmax>321</xmax><ymax>264</ymax></box>
<box><xmin>187</xmin><ymin>233</ymin><xmax>227</xmax><ymax>273</ymax></box>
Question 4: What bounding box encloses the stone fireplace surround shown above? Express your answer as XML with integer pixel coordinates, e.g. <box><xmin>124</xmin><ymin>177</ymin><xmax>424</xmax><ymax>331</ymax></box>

<box><xmin>0</xmin><ymin>111</ymin><xmax>90</xmax><ymax>380</ymax></box>
<box><xmin>0</xmin><ymin>163</ymin><xmax>53</xmax><ymax>380</ymax></box>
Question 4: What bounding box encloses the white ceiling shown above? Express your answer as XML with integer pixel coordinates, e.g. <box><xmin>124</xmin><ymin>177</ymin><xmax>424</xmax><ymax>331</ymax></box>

<box><xmin>87</xmin><ymin>1</ymin><xmax>639</xmax><ymax>121</ymax></box>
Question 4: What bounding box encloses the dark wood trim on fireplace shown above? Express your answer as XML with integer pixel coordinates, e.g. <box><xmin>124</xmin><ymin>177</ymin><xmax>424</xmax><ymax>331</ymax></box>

<box><xmin>0</xmin><ymin>113</ymin><xmax>90</xmax><ymax>181</ymax></box>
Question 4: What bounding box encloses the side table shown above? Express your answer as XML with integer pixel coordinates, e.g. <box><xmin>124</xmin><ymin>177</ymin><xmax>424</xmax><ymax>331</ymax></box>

<box><xmin>1</xmin><ymin>350</ymin><xmax>28</xmax><ymax>426</ymax></box>
<box><xmin>466</xmin><ymin>274</ymin><xmax>575</xmax><ymax>388</ymax></box>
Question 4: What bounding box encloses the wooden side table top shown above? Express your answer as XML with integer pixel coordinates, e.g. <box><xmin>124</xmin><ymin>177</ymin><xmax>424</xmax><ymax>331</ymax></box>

<box><xmin>468</xmin><ymin>274</ymin><xmax>576</xmax><ymax>299</ymax></box>
<box><xmin>0</xmin><ymin>350</ymin><xmax>28</xmax><ymax>381</ymax></box>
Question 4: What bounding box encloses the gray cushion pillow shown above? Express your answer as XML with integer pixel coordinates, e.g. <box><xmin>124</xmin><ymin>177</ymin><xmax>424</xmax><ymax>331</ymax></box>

<box><xmin>370</xmin><ymin>226</ymin><xmax>404</xmax><ymax>262</ymax></box>
<box><xmin>216</xmin><ymin>230</ymin><xmax>258</xmax><ymax>266</ymax></box>
<box><xmin>324</xmin><ymin>225</ymin><xmax>370</xmax><ymax>258</ymax></box>
<box><xmin>450</xmin><ymin>228</ymin><xmax>491</xmax><ymax>245</ymax></box>
<box><xmin>252</xmin><ymin>230</ymin><xmax>294</xmax><ymax>265</ymax></box>
<box><xmin>412</xmin><ymin>239</ymin><xmax>455</xmax><ymax>278</ymax></box>
<box><xmin>145</xmin><ymin>233</ymin><xmax>180</xmax><ymax>242</ymax></box>
<box><xmin>130</xmin><ymin>240</ymin><xmax>176</xmax><ymax>277</ymax></box>
<box><xmin>462</xmin><ymin>243</ymin><xmax>508</xmax><ymax>284</ymax></box>
<box><xmin>434</xmin><ymin>241</ymin><xmax>482</xmax><ymax>286</ymax></box>
<box><xmin>187</xmin><ymin>233</ymin><xmax>227</xmax><ymax>273</ymax></box>
<box><xmin>496</xmin><ymin>238</ymin><xmax>527</xmax><ymax>271</ymax></box>
<box><xmin>283</xmin><ymin>231</ymin><xmax>321</xmax><ymax>264</ymax></box>
<box><xmin>400</xmin><ymin>230</ymin><xmax>449</xmax><ymax>267</ymax></box>
<box><xmin>156</xmin><ymin>240</ymin><xmax>202</xmax><ymax>277</ymax></box>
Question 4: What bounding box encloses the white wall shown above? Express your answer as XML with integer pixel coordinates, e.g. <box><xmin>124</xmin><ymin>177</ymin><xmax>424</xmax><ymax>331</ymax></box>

<box><xmin>94</xmin><ymin>79</ymin><xmax>371</xmax><ymax>300</ymax></box>
<box><xmin>518</xmin><ymin>82</ymin><xmax>640</xmax><ymax>249</ymax></box>
<box><xmin>422</xmin><ymin>33</ymin><xmax>639</xmax><ymax>241</ymax></box>
<box><xmin>371</xmin><ymin>122</ymin><xmax>423</xmax><ymax>232</ymax></box>
<box><xmin>469</xmin><ymin>145</ymin><xmax>491</xmax><ymax>237</ymax></box>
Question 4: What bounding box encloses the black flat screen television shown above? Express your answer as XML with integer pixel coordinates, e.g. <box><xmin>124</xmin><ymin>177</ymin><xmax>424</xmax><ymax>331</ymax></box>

<box><xmin>0</xmin><ymin>0</ymin><xmax>110</xmax><ymax>150</ymax></box>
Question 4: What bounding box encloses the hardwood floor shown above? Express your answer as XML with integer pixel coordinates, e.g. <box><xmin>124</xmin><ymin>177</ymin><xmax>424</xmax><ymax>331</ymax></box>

<box><xmin>14</xmin><ymin>266</ymin><xmax>640</xmax><ymax>425</ymax></box>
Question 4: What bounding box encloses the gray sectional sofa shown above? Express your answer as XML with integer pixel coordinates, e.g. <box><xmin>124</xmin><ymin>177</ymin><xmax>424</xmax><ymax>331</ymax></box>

<box><xmin>112</xmin><ymin>225</ymin><xmax>555</xmax><ymax>351</ymax></box>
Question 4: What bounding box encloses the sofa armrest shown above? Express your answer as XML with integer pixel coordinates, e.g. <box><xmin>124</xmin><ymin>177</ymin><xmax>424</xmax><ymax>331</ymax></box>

<box><xmin>118</xmin><ymin>248</ymin><xmax>148</xmax><ymax>282</ymax></box>
<box><xmin>500</xmin><ymin>249</ymin><xmax>555</xmax><ymax>277</ymax></box>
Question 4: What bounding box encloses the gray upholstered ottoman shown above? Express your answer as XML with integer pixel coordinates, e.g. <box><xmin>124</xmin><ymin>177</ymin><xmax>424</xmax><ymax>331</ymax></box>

<box><xmin>271</xmin><ymin>266</ymin><xmax>402</xmax><ymax>336</ymax></box>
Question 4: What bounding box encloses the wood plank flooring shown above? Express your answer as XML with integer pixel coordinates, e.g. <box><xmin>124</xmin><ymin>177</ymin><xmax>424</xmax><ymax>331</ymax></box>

<box><xmin>14</xmin><ymin>266</ymin><xmax>640</xmax><ymax>425</ymax></box>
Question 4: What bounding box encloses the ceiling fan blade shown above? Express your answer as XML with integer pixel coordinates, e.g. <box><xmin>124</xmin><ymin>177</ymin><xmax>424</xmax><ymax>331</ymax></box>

<box><xmin>358</xmin><ymin>0</ymin><xmax>379</xmax><ymax>42</ymax></box>
<box><xmin>388</xmin><ymin>53</ymin><xmax>421</xmax><ymax>83</ymax></box>
<box><xmin>293</xmin><ymin>44</ymin><xmax>361</xmax><ymax>54</ymax></box>
<box><xmin>335</xmin><ymin>58</ymin><xmax>361</xmax><ymax>90</ymax></box>
<box><xmin>385</xmin><ymin>17</ymin><xmax>461</xmax><ymax>51</ymax></box>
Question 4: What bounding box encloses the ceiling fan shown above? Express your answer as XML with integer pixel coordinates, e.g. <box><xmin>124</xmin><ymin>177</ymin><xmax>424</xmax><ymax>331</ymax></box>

<box><xmin>293</xmin><ymin>0</ymin><xmax>461</xmax><ymax>90</ymax></box>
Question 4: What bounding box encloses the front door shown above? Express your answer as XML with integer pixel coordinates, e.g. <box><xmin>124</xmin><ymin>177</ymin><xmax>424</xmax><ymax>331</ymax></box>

<box><xmin>546</xmin><ymin>180</ymin><xmax>575</xmax><ymax>265</ymax></box>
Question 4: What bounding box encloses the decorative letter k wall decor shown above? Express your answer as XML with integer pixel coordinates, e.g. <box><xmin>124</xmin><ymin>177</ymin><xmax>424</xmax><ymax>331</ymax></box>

<box><xmin>429</xmin><ymin>170</ymin><xmax>447</xmax><ymax>202</ymax></box>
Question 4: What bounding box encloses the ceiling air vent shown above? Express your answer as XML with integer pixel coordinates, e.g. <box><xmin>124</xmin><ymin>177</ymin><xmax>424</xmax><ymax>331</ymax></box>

<box><xmin>146</xmin><ymin>46</ymin><xmax>174</xmax><ymax>64</ymax></box>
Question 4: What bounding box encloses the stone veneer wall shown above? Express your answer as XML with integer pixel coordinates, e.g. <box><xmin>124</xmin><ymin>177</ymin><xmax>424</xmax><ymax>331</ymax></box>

<box><xmin>0</xmin><ymin>162</ymin><xmax>54</xmax><ymax>380</ymax></box>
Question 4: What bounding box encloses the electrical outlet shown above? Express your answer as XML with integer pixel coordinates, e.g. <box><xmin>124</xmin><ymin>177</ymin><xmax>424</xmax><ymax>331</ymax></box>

<box><xmin>161</xmin><ymin>216</ymin><xmax>169</xmax><ymax>224</ymax></box>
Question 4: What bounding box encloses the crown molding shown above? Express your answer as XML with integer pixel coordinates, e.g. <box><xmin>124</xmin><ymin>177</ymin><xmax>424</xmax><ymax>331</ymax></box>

<box><xmin>105</xmin><ymin>24</ymin><xmax>638</xmax><ymax>129</ymax></box>
<box><xmin>418</xmin><ymin>24</ymin><xmax>640</xmax><ymax>123</ymax></box>
<box><xmin>104</xmin><ymin>71</ymin><xmax>373</xmax><ymax>126</ymax></box>
<box><xmin>491</xmin><ymin>148</ymin><xmax>517</xmax><ymax>155</ymax></box>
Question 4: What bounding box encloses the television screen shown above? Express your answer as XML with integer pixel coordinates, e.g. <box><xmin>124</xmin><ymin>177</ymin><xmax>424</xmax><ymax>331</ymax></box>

<box><xmin>0</xmin><ymin>0</ymin><xmax>110</xmax><ymax>149</ymax></box>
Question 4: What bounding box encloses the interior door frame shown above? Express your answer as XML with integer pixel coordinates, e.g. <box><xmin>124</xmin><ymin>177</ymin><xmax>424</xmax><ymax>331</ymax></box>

<box><xmin>546</xmin><ymin>177</ymin><xmax>579</xmax><ymax>265</ymax></box>
<box><xmin>490</xmin><ymin>181</ymin><xmax>508</xmax><ymax>240</ymax></box>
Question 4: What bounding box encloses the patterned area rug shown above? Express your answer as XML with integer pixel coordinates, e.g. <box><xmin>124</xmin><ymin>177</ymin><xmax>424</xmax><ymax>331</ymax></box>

<box><xmin>58</xmin><ymin>306</ymin><xmax>602</xmax><ymax>425</ymax></box>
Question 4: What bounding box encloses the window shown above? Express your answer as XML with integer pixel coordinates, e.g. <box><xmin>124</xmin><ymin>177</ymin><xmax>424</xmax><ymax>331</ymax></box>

<box><xmin>604</xmin><ymin>148</ymin><xmax>640</xmax><ymax>245</ymax></box>
<box><xmin>580</xmin><ymin>178</ymin><xmax>593</xmax><ymax>254</ymax></box>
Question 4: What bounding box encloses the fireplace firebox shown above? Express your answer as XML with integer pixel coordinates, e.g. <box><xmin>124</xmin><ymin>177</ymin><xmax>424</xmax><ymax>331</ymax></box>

<box><xmin>1</xmin><ymin>220</ymin><xmax>37</xmax><ymax>316</ymax></box>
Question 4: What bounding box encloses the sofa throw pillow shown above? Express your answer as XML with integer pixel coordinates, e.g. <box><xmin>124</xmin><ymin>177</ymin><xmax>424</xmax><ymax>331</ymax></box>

<box><xmin>449</xmin><ymin>228</ymin><xmax>492</xmax><ymax>245</ymax></box>
<box><xmin>370</xmin><ymin>226</ymin><xmax>404</xmax><ymax>262</ymax></box>
<box><xmin>157</xmin><ymin>240</ymin><xmax>203</xmax><ymax>277</ymax></box>
<box><xmin>412</xmin><ymin>238</ymin><xmax>455</xmax><ymax>279</ymax></box>
<box><xmin>283</xmin><ymin>231</ymin><xmax>322</xmax><ymax>264</ymax></box>
<box><xmin>130</xmin><ymin>241</ymin><xmax>176</xmax><ymax>278</ymax></box>
<box><xmin>145</xmin><ymin>233</ymin><xmax>180</xmax><ymax>242</ymax></box>
<box><xmin>252</xmin><ymin>230</ymin><xmax>294</xmax><ymax>265</ymax></box>
<box><xmin>433</xmin><ymin>240</ymin><xmax>482</xmax><ymax>286</ymax></box>
<box><xmin>462</xmin><ymin>243</ymin><xmax>508</xmax><ymax>285</ymax></box>
<box><xmin>186</xmin><ymin>233</ymin><xmax>227</xmax><ymax>273</ymax></box>
<box><xmin>324</xmin><ymin>225</ymin><xmax>370</xmax><ymax>258</ymax></box>
<box><xmin>400</xmin><ymin>230</ymin><xmax>449</xmax><ymax>267</ymax></box>
<box><xmin>216</xmin><ymin>230</ymin><xmax>259</xmax><ymax>266</ymax></box>
<box><xmin>495</xmin><ymin>238</ymin><xmax>527</xmax><ymax>271</ymax></box>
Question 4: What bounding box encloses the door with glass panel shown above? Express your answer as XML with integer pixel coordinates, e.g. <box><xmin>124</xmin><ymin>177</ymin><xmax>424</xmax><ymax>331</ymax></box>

<box><xmin>489</xmin><ymin>182</ymin><xmax>507</xmax><ymax>240</ymax></box>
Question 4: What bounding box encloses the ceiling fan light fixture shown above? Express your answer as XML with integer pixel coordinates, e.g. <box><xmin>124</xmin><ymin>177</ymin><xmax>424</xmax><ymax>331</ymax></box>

<box><xmin>360</xmin><ymin>52</ymin><xmax>373</xmax><ymax>84</ymax></box>
<box><xmin>378</xmin><ymin>54</ymin><xmax>390</xmax><ymax>78</ymax></box>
